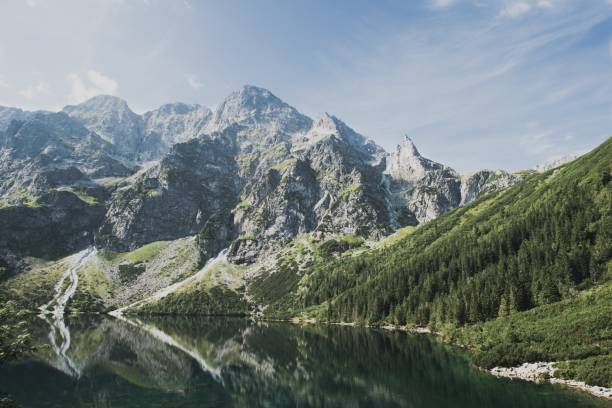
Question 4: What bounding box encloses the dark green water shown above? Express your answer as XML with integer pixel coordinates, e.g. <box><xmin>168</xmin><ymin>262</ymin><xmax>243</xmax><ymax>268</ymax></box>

<box><xmin>0</xmin><ymin>316</ymin><xmax>609</xmax><ymax>408</ymax></box>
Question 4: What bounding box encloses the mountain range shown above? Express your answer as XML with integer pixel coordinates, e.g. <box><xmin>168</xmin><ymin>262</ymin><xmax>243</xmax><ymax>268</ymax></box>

<box><xmin>0</xmin><ymin>85</ymin><xmax>519</xmax><ymax>273</ymax></box>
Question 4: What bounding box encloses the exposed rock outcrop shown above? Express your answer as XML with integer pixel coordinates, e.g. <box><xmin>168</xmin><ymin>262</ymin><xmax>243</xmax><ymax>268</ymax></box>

<box><xmin>384</xmin><ymin>135</ymin><xmax>519</xmax><ymax>225</ymax></box>
<box><xmin>0</xmin><ymin>190</ymin><xmax>105</xmax><ymax>275</ymax></box>
<box><xmin>1</xmin><ymin>86</ymin><xmax>520</xmax><ymax>269</ymax></box>
<box><xmin>96</xmin><ymin>133</ymin><xmax>240</xmax><ymax>251</ymax></box>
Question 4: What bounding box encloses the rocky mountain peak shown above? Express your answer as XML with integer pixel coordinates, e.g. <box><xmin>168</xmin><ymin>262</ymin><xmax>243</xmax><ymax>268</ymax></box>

<box><xmin>63</xmin><ymin>95</ymin><xmax>143</xmax><ymax>158</ymax></box>
<box><xmin>207</xmin><ymin>85</ymin><xmax>312</xmax><ymax>139</ymax></box>
<box><xmin>399</xmin><ymin>135</ymin><xmax>421</xmax><ymax>157</ymax></box>
<box><xmin>303</xmin><ymin>113</ymin><xmax>366</xmax><ymax>148</ymax></box>
<box><xmin>385</xmin><ymin>136</ymin><xmax>446</xmax><ymax>184</ymax></box>
<box><xmin>142</xmin><ymin>102</ymin><xmax>211</xmax><ymax>151</ymax></box>
<box><xmin>64</xmin><ymin>95</ymin><xmax>134</xmax><ymax>117</ymax></box>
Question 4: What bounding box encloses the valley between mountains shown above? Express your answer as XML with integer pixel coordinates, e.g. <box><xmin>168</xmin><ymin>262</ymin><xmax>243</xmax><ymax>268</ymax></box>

<box><xmin>0</xmin><ymin>86</ymin><xmax>610</xmax><ymax>398</ymax></box>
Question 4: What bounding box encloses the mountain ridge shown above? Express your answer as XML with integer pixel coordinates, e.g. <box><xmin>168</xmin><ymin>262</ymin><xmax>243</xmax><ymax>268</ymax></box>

<box><xmin>0</xmin><ymin>85</ymin><xmax>519</xmax><ymax>274</ymax></box>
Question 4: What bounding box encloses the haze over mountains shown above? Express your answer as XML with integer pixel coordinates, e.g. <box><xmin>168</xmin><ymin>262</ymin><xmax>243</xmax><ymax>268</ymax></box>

<box><xmin>1</xmin><ymin>85</ymin><xmax>519</xmax><ymax>272</ymax></box>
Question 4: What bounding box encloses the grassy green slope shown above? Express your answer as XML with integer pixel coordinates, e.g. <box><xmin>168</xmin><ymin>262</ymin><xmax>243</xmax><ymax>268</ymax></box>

<box><xmin>0</xmin><ymin>238</ymin><xmax>201</xmax><ymax>313</ymax></box>
<box><xmin>135</xmin><ymin>257</ymin><xmax>249</xmax><ymax>316</ymax></box>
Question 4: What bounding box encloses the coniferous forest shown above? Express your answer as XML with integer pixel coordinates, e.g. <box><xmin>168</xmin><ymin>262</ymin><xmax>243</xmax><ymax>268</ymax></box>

<box><xmin>291</xmin><ymin>138</ymin><xmax>611</xmax><ymax>327</ymax></box>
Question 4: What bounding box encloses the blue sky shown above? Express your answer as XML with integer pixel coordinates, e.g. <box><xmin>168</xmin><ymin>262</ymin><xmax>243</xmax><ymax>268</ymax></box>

<box><xmin>0</xmin><ymin>0</ymin><xmax>610</xmax><ymax>173</ymax></box>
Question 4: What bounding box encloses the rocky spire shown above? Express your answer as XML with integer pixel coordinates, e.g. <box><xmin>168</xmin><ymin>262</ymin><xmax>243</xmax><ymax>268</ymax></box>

<box><xmin>400</xmin><ymin>135</ymin><xmax>421</xmax><ymax>157</ymax></box>
<box><xmin>386</xmin><ymin>135</ymin><xmax>443</xmax><ymax>183</ymax></box>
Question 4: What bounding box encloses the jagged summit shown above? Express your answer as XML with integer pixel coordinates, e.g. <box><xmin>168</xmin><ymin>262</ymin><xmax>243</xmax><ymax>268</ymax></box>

<box><xmin>63</xmin><ymin>94</ymin><xmax>143</xmax><ymax>157</ymax></box>
<box><xmin>206</xmin><ymin>85</ymin><xmax>312</xmax><ymax>144</ymax></box>
<box><xmin>299</xmin><ymin>112</ymin><xmax>368</xmax><ymax>150</ymax></box>
<box><xmin>213</xmin><ymin>85</ymin><xmax>290</xmax><ymax>120</ymax></box>
<box><xmin>143</xmin><ymin>102</ymin><xmax>212</xmax><ymax>152</ymax></box>
<box><xmin>386</xmin><ymin>135</ymin><xmax>447</xmax><ymax>184</ymax></box>
<box><xmin>63</xmin><ymin>95</ymin><xmax>134</xmax><ymax>117</ymax></box>
<box><xmin>62</xmin><ymin>96</ymin><xmax>216</xmax><ymax>161</ymax></box>
<box><xmin>309</xmin><ymin>113</ymin><xmax>345</xmax><ymax>137</ymax></box>
<box><xmin>399</xmin><ymin>135</ymin><xmax>420</xmax><ymax>157</ymax></box>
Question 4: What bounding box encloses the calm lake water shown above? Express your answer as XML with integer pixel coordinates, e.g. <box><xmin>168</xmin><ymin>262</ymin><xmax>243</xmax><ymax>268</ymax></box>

<box><xmin>0</xmin><ymin>316</ymin><xmax>609</xmax><ymax>408</ymax></box>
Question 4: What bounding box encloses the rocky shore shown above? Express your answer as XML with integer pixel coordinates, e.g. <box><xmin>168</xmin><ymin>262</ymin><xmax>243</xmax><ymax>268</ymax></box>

<box><xmin>490</xmin><ymin>362</ymin><xmax>612</xmax><ymax>400</ymax></box>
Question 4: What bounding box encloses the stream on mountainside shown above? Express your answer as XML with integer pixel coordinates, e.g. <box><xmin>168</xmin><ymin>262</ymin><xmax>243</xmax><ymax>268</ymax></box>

<box><xmin>36</xmin><ymin>247</ymin><xmax>95</xmax><ymax>378</ymax></box>
<box><xmin>1</xmin><ymin>316</ymin><xmax>610</xmax><ymax>408</ymax></box>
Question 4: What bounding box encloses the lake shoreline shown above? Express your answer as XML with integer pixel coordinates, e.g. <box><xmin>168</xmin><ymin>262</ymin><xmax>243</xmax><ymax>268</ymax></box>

<box><xmin>277</xmin><ymin>317</ymin><xmax>612</xmax><ymax>401</ymax></box>
<box><xmin>489</xmin><ymin>363</ymin><xmax>612</xmax><ymax>400</ymax></box>
<box><xmin>18</xmin><ymin>308</ymin><xmax>612</xmax><ymax>402</ymax></box>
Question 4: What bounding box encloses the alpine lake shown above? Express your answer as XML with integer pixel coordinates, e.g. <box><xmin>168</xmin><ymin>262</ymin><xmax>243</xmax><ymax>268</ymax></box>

<box><xmin>0</xmin><ymin>315</ymin><xmax>610</xmax><ymax>408</ymax></box>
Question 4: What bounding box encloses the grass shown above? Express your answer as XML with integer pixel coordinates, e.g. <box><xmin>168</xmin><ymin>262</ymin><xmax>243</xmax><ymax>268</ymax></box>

<box><xmin>8</xmin><ymin>187</ymin><xmax>41</xmax><ymax>208</ymax></box>
<box><xmin>0</xmin><ymin>238</ymin><xmax>200</xmax><ymax>313</ymax></box>
<box><xmin>77</xmin><ymin>261</ymin><xmax>116</xmax><ymax>302</ymax></box>
<box><xmin>338</xmin><ymin>183</ymin><xmax>363</xmax><ymax>201</ymax></box>
<box><xmin>236</xmin><ymin>198</ymin><xmax>253</xmax><ymax>211</ymax></box>
<box><xmin>377</xmin><ymin>225</ymin><xmax>417</xmax><ymax>247</ymax></box>
<box><xmin>100</xmin><ymin>241</ymin><xmax>171</xmax><ymax>264</ymax></box>
<box><xmin>94</xmin><ymin>176</ymin><xmax>126</xmax><ymax>187</ymax></box>
<box><xmin>145</xmin><ymin>190</ymin><xmax>162</xmax><ymax>198</ymax></box>
<box><xmin>135</xmin><ymin>281</ymin><xmax>247</xmax><ymax>316</ymax></box>
<box><xmin>0</xmin><ymin>258</ymin><xmax>70</xmax><ymax>310</ymax></box>
<box><xmin>444</xmin><ymin>283</ymin><xmax>612</xmax><ymax>388</ymax></box>
<box><xmin>317</xmin><ymin>234</ymin><xmax>364</xmax><ymax>257</ymax></box>
<box><xmin>73</xmin><ymin>190</ymin><xmax>99</xmax><ymax>205</ymax></box>
<box><xmin>273</xmin><ymin>158</ymin><xmax>297</xmax><ymax>172</ymax></box>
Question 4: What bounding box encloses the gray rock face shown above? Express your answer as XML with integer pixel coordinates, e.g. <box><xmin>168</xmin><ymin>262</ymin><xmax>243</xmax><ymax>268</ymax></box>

<box><xmin>460</xmin><ymin>170</ymin><xmax>519</xmax><ymax>205</ymax></box>
<box><xmin>0</xmin><ymin>106</ymin><xmax>31</xmax><ymax>131</ymax></box>
<box><xmin>384</xmin><ymin>135</ymin><xmax>519</xmax><ymax>225</ymax></box>
<box><xmin>63</xmin><ymin>95</ymin><xmax>144</xmax><ymax>159</ymax></box>
<box><xmin>385</xmin><ymin>136</ymin><xmax>446</xmax><ymax>184</ymax></box>
<box><xmin>408</xmin><ymin>169</ymin><xmax>462</xmax><ymax>223</ymax></box>
<box><xmin>64</xmin><ymin>96</ymin><xmax>212</xmax><ymax>161</ymax></box>
<box><xmin>96</xmin><ymin>133</ymin><xmax>240</xmax><ymax>251</ymax></box>
<box><xmin>0</xmin><ymin>85</ymin><xmax>521</xmax><ymax>269</ymax></box>
<box><xmin>0</xmin><ymin>190</ymin><xmax>105</xmax><ymax>275</ymax></box>
<box><xmin>0</xmin><ymin>111</ymin><xmax>131</xmax><ymax>204</ymax></box>
<box><xmin>230</xmin><ymin>158</ymin><xmax>320</xmax><ymax>262</ymax></box>
<box><xmin>142</xmin><ymin>103</ymin><xmax>211</xmax><ymax>161</ymax></box>
<box><xmin>226</xmin><ymin>113</ymin><xmax>390</xmax><ymax>262</ymax></box>
<box><xmin>205</xmin><ymin>85</ymin><xmax>312</xmax><ymax>145</ymax></box>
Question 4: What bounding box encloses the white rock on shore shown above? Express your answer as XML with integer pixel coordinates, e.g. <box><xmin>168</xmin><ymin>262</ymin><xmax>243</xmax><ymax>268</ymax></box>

<box><xmin>490</xmin><ymin>362</ymin><xmax>612</xmax><ymax>400</ymax></box>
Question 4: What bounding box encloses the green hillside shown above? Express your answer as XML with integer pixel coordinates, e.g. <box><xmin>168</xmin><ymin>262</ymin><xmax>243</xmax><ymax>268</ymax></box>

<box><xmin>254</xmin><ymin>137</ymin><xmax>612</xmax><ymax>386</ymax></box>
<box><xmin>448</xmin><ymin>282</ymin><xmax>612</xmax><ymax>387</ymax></box>
<box><xmin>277</xmin><ymin>137</ymin><xmax>611</xmax><ymax>326</ymax></box>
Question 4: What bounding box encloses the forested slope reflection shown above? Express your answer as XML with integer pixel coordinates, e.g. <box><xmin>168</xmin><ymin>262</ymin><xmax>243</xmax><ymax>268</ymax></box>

<box><xmin>0</xmin><ymin>317</ymin><xmax>608</xmax><ymax>408</ymax></box>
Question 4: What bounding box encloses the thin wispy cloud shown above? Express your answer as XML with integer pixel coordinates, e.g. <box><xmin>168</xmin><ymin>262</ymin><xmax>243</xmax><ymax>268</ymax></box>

<box><xmin>501</xmin><ymin>2</ymin><xmax>532</xmax><ymax>18</ymax></box>
<box><xmin>500</xmin><ymin>0</ymin><xmax>558</xmax><ymax>19</ymax></box>
<box><xmin>186</xmin><ymin>75</ymin><xmax>203</xmax><ymax>90</ymax></box>
<box><xmin>303</xmin><ymin>2</ymin><xmax>611</xmax><ymax>171</ymax></box>
<box><xmin>0</xmin><ymin>1</ymin><xmax>608</xmax><ymax>172</ymax></box>
<box><xmin>67</xmin><ymin>70</ymin><xmax>119</xmax><ymax>104</ymax></box>
<box><xmin>429</xmin><ymin>0</ymin><xmax>458</xmax><ymax>9</ymax></box>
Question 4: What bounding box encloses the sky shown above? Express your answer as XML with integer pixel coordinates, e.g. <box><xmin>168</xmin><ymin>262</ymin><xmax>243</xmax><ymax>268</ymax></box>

<box><xmin>0</xmin><ymin>0</ymin><xmax>611</xmax><ymax>173</ymax></box>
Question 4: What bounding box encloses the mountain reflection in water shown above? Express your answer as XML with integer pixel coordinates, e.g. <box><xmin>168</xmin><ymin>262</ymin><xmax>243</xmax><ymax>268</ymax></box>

<box><xmin>0</xmin><ymin>316</ymin><xmax>609</xmax><ymax>408</ymax></box>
